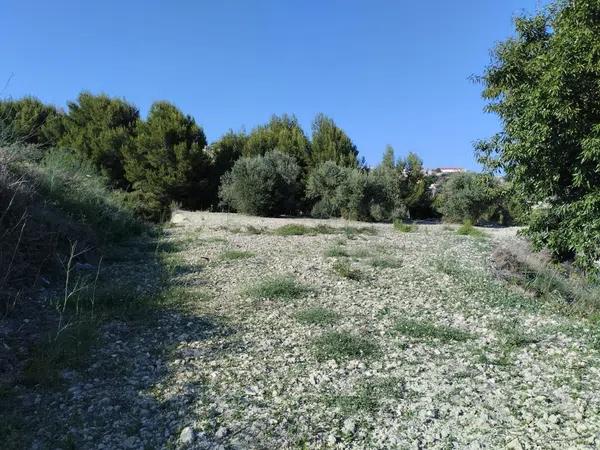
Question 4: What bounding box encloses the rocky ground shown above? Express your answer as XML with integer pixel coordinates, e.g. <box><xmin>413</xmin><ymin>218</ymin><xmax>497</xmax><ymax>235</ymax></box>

<box><xmin>5</xmin><ymin>211</ymin><xmax>600</xmax><ymax>449</ymax></box>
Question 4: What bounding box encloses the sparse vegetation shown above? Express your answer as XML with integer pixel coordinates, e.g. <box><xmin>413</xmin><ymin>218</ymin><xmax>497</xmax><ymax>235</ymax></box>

<box><xmin>296</xmin><ymin>307</ymin><xmax>339</xmax><ymax>325</ymax></box>
<box><xmin>313</xmin><ymin>331</ymin><xmax>379</xmax><ymax>361</ymax></box>
<box><xmin>393</xmin><ymin>220</ymin><xmax>416</xmax><ymax>233</ymax></box>
<box><xmin>370</xmin><ymin>256</ymin><xmax>403</xmax><ymax>269</ymax></box>
<box><xmin>274</xmin><ymin>224</ymin><xmax>326</xmax><ymax>236</ymax></box>
<box><xmin>244</xmin><ymin>276</ymin><xmax>311</xmax><ymax>300</ymax></box>
<box><xmin>220</xmin><ymin>250</ymin><xmax>255</xmax><ymax>260</ymax></box>
<box><xmin>456</xmin><ymin>220</ymin><xmax>487</xmax><ymax>238</ymax></box>
<box><xmin>341</xmin><ymin>226</ymin><xmax>377</xmax><ymax>237</ymax></box>
<box><xmin>324</xmin><ymin>245</ymin><xmax>349</xmax><ymax>257</ymax></box>
<box><xmin>332</xmin><ymin>260</ymin><xmax>365</xmax><ymax>281</ymax></box>
<box><xmin>333</xmin><ymin>378</ymin><xmax>406</xmax><ymax>414</ymax></box>
<box><xmin>394</xmin><ymin>319</ymin><xmax>472</xmax><ymax>342</ymax></box>
<box><xmin>3</xmin><ymin>1</ymin><xmax>600</xmax><ymax>446</ymax></box>
<box><xmin>491</xmin><ymin>245</ymin><xmax>600</xmax><ymax>317</ymax></box>
<box><xmin>244</xmin><ymin>225</ymin><xmax>266</xmax><ymax>235</ymax></box>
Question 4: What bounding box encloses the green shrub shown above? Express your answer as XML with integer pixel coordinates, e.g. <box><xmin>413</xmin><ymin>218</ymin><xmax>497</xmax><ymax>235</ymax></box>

<box><xmin>434</xmin><ymin>172</ymin><xmax>505</xmax><ymax>224</ymax></box>
<box><xmin>306</xmin><ymin>147</ymin><xmax>432</xmax><ymax>222</ymax></box>
<box><xmin>306</xmin><ymin>161</ymin><xmax>407</xmax><ymax>222</ymax></box>
<box><xmin>219</xmin><ymin>151</ymin><xmax>302</xmax><ymax>216</ymax></box>
<box><xmin>371</xmin><ymin>146</ymin><xmax>433</xmax><ymax>220</ymax></box>
<box><xmin>306</xmin><ymin>161</ymin><xmax>350</xmax><ymax>218</ymax></box>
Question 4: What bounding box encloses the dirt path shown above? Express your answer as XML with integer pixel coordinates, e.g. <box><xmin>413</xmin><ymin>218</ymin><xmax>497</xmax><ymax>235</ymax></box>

<box><xmin>11</xmin><ymin>212</ymin><xmax>600</xmax><ymax>449</ymax></box>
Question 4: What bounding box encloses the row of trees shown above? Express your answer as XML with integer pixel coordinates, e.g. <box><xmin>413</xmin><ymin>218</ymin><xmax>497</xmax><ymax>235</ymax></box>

<box><xmin>218</xmin><ymin>147</ymin><xmax>437</xmax><ymax>221</ymax></box>
<box><xmin>0</xmin><ymin>93</ymin><xmax>364</xmax><ymax>218</ymax></box>
<box><xmin>218</xmin><ymin>146</ymin><xmax>518</xmax><ymax>226</ymax></box>
<box><xmin>0</xmin><ymin>91</ymin><xmax>519</xmax><ymax>226</ymax></box>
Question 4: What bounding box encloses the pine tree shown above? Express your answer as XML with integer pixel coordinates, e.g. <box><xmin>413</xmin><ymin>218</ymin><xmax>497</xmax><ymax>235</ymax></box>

<box><xmin>310</xmin><ymin>113</ymin><xmax>359</xmax><ymax>168</ymax></box>
<box><xmin>59</xmin><ymin>92</ymin><xmax>138</xmax><ymax>185</ymax></box>
<box><xmin>123</xmin><ymin>101</ymin><xmax>209</xmax><ymax>210</ymax></box>
<box><xmin>0</xmin><ymin>97</ymin><xmax>64</xmax><ymax>147</ymax></box>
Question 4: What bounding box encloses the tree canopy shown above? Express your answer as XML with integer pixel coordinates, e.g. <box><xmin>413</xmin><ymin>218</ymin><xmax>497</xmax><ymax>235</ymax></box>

<box><xmin>0</xmin><ymin>97</ymin><xmax>64</xmax><ymax>147</ymax></box>
<box><xmin>59</xmin><ymin>92</ymin><xmax>139</xmax><ymax>184</ymax></box>
<box><xmin>244</xmin><ymin>114</ymin><xmax>311</xmax><ymax>167</ymax></box>
<box><xmin>310</xmin><ymin>113</ymin><xmax>359</xmax><ymax>168</ymax></box>
<box><xmin>476</xmin><ymin>0</ymin><xmax>600</xmax><ymax>270</ymax></box>
<box><xmin>123</xmin><ymin>101</ymin><xmax>209</xmax><ymax>211</ymax></box>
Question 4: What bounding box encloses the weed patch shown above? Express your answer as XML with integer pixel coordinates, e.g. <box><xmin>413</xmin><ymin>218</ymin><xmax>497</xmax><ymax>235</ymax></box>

<box><xmin>393</xmin><ymin>220</ymin><xmax>416</xmax><ymax>233</ymax></box>
<box><xmin>220</xmin><ymin>250</ymin><xmax>255</xmax><ymax>260</ymax></box>
<box><xmin>370</xmin><ymin>256</ymin><xmax>403</xmax><ymax>269</ymax></box>
<box><xmin>456</xmin><ymin>221</ymin><xmax>487</xmax><ymax>238</ymax></box>
<box><xmin>435</xmin><ymin>257</ymin><xmax>538</xmax><ymax>311</ymax></box>
<box><xmin>394</xmin><ymin>319</ymin><xmax>471</xmax><ymax>342</ymax></box>
<box><xmin>245</xmin><ymin>225</ymin><xmax>266</xmax><ymax>235</ymax></box>
<box><xmin>496</xmin><ymin>323</ymin><xmax>540</xmax><ymax>350</ymax></box>
<box><xmin>334</xmin><ymin>378</ymin><xmax>406</xmax><ymax>414</ymax></box>
<box><xmin>244</xmin><ymin>276</ymin><xmax>311</xmax><ymax>300</ymax></box>
<box><xmin>313</xmin><ymin>331</ymin><xmax>379</xmax><ymax>361</ymax></box>
<box><xmin>332</xmin><ymin>260</ymin><xmax>365</xmax><ymax>281</ymax></box>
<box><xmin>325</xmin><ymin>245</ymin><xmax>349</xmax><ymax>257</ymax></box>
<box><xmin>341</xmin><ymin>226</ymin><xmax>377</xmax><ymax>238</ymax></box>
<box><xmin>296</xmin><ymin>307</ymin><xmax>339</xmax><ymax>325</ymax></box>
<box><xmin>21</xmin><ymin>322</ymin><xmax>97</xmax><ymax>387</ymax></box>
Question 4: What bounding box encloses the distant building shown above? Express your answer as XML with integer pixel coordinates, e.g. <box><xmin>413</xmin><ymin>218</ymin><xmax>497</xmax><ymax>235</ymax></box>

<box><xmin>436</xmin><ymin>167</ymin><xmax>465</xmax><ymax>175</ymax></box>
<box><xmin>425</xmin><ymin>167</ymin><xmax>465</xmax><ymax>177</ymax></box>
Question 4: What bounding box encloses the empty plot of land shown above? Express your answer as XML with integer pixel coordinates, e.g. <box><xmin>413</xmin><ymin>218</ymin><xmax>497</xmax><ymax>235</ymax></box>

<box><xmin>21</xmin><ymin>212</ymin><xmax>600</xmax><ymax>449</ymax></box>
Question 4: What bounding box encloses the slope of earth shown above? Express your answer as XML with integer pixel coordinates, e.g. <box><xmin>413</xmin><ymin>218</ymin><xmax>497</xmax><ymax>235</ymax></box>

<box><xmin>10</xmin><ymin>212</ymin><xmax>600</xmax><ymax>449</ymax></box>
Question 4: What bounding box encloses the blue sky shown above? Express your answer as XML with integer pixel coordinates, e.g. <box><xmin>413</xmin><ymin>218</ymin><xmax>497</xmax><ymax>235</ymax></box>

<box><xmin>1</xmin><ymin>0</ymin><xmax>546</xmax><ymax>169</ymax></box>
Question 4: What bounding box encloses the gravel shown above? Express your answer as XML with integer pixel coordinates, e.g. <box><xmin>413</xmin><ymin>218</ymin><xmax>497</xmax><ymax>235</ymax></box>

<box><xmin>10</xmin><ymin>211</ymin><xmax>600</xmax><ymax>449</ymax></box>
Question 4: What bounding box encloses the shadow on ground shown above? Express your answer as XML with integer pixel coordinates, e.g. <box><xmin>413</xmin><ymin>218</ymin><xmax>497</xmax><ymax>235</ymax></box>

<box><xmin>0</xmin><ymin>231</ymin><xmax>239</xmax><ymax>449</ymax></box>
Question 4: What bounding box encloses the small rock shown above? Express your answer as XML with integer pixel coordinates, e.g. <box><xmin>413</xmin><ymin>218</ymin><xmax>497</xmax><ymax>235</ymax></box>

<box><xmin>179</xmin><ymin>426</ymin><xmax>195</xmax><ymax>445</ymax></box>
<box><xmin>506</xmin><ymin>438</ymin><xmax>523</xmax><ymax>450</ymax></box>
<box><xmin>327</xmin><ymin>434</ymin><xmax>337</xmax><ymax>446</ymax></box>
<box><xmin>215</xmin><ymin>426</ymin><xmax>228</xmax><ymax>439</ymax></box>
<box><xmin>342</xmin><ymin>418</ymin><xmax>355</xmax><ymax>435</ymax></box>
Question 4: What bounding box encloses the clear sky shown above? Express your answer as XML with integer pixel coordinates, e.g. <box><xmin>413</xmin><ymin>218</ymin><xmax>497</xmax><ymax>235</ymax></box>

<box><xmin>1</xmin><ymin>0</ymin><xmax>546</xmax><ymax>169</ymax></box>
